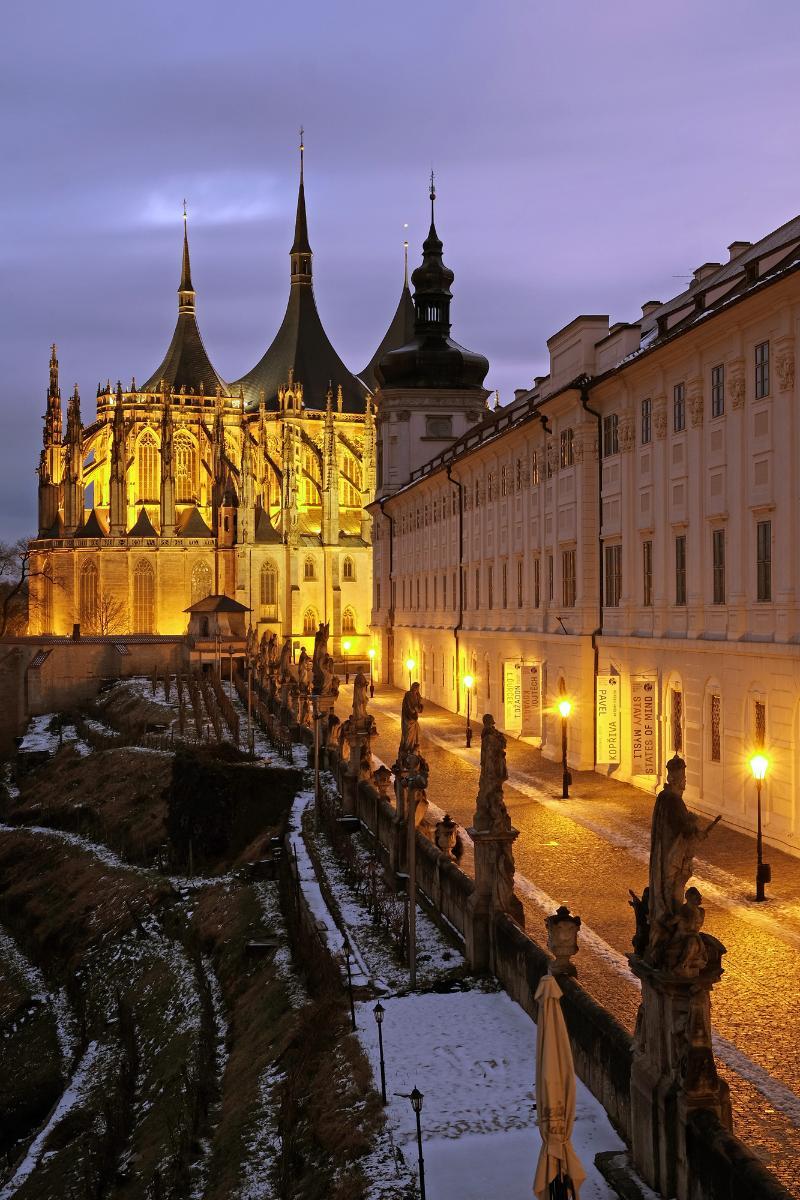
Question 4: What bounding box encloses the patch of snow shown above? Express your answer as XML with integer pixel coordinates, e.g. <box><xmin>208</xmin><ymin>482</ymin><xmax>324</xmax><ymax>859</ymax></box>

<box><xmin>235</xmin><ymin>1063</ymin><xmax>284</xmax><ymax>1199</ymax></box>
<box><xmin>0</xmin><ymin>924</ymin><xmax>78</xmax><ymax>1068</ymax></box>
<box><xmin>355</xmin><ymin>990</ymin><xmax>623</xmax><ymax>1200</ymax></box>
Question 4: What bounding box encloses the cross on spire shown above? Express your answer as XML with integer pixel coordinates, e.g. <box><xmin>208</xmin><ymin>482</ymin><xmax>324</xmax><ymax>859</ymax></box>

<box><xmin>429</xmin><ymin>170</ymin><xmax>436</xmax><ymax>224</ymax></box>
<box><xmin>299</xmin><ymin>125</ymin><xmax>304</xmax><ymax>182</ymax></box>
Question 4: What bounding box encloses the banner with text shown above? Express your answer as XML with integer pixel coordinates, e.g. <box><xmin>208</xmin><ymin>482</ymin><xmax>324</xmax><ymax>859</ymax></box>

<box><xmin>503</xmin><ymin>662</ymin><xmax>523</xmax><ymax>732</ymax></box>
<box><xmin>596</xmin><ymin>674</ymin><xmax>621</xmax><ymax>763</ymax></box>
<box><xmin>631</xmin><ymin>674</ymin><xmax>658</xmax><ymax>776</ymax></box>
<box><xmin>521</xmin><ymin>663</ymin><xmax>542</xmax><ymax>737</ymax></box>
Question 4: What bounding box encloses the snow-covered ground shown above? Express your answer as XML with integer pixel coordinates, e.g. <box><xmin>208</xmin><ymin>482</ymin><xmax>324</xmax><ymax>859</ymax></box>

<box><xmin>356</xmin><ymin>990</ymin><xmax>623</xmax><ymax>1200</ymax></box>
<box><xmin>18</xmin><ymin>713</ymin><xmax>91</xmax><ymax>757</ymax></box>
<box><xmin>288</xmin><ymin>776</ymin><xmax>625</xmax><ymax>1199</ymax></box>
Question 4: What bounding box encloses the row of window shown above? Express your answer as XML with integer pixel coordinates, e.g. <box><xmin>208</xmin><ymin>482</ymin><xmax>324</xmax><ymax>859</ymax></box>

<box><xmin>669</xmin><ymin>686</ymin><xmax>765</xmax><ymax>766</ymax></box>
<box><xmin>604</xmin><ymin>521</ymin><xmax>772</xmax><ymax>608</ymax></box>
<box><xmin>605</xmin><ymin>341</ymin><xmax>772</xmax><ymax>457</ymax></box>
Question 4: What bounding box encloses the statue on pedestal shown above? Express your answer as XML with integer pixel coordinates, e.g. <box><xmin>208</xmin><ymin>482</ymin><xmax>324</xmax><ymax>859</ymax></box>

<box><xmin>399</xmin><ymin>683</ymin><xmax>423</xmax><ymax>762</ymax></box>
<box><xmin>352</xmin><ymin>671</ymin><xmax>369</xmax><ymax>724</ymax></box>
<box><xmin>267</xmin><ymin>632</ymin><xmax>279</xmax><ymax>671</ymax></box>
<box><xmin>646</xmin><ymin>754</ymin><xmax>720</xmax><ymax>966</ymax></box>
<box><xmin>473</xmin><ymin>715</ymin><xmax>512</xmax><ymax>834</ymax></box>
<box><xmin>298</xmin><ymin>647</ymin><xmax>311</xmax><ymax>692</ymax></box>
<box><xmin>279</xmin><ymin>637</ymin><xmax>293</xmax><ymax>680</ymax></box>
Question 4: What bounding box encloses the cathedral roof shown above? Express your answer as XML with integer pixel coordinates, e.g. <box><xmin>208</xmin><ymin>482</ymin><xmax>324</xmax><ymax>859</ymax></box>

<box><xmin>233</xmin><ymin>147</ymin><xmax>368</xmax><ymax>414</ymax></box>
<box><xmin>358</xmin><ymin>266</ymin><xmax>416</xmax><ymax>393</ymax></box>
<box><xmin>254</xmin><ymin>505</ymin><xmax>282</xmax><ymax>543</ymax></box>
<box><xmin>177</xmin><ymin>506</ymin><xmax>213</xmax><ymax>537</ymax></box>
<box><xmin>141</xmin><ymin>218</ymin><xmax>228</xmax><ymax>396</ymax></box>
<box><xmin>376</xmin><ymin>180</ymin><xmax>489</xmax><ymax>392</ymax></box>
<box><xmin>76</xmin><ymin>508</ymin><xmax>106</xmax><ymax>538</ymax></box>
<box><xmin>128</xmin><ymin>508</ymin><xmax>159</xmax><ymax>537</ymax></box>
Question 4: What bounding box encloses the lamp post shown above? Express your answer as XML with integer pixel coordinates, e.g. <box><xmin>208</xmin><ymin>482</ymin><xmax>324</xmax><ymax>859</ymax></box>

<box><xmin>343</xmin><ymin>639</ymin><xmax>351</xmax><ymax>684</ymax></box>
<box><xmin>410</xmin><ymin>1087</ymin><xmax>426</xmax><ymax>1200</ymax></box>
<box><xmin>373</xmin><ymin>1002</ymin><xmax>387</xmax><ymax>1104</ymax></box>
<box><xmin>463</xmin><ymin>674</ymin><xmax>474</xmax><ymax>747</ymax></box>
<box><xmin>558</xmin><ymin>698</ymin><xmax>572</xmax><ymax>799</ymax></box>
<box><xmin>368</xmin><ymin>647</ymin><xmax>376</xmax><ymax>698</ymax></box>
<box><xmin>405</xmin><ymin>657</ymin><xmax>415</xmax><ymax>690</ymax></box>
<box><xmin>750</xmin><ymin>754</ymin><xmax>770</xmax><ymax>902</ymax></box>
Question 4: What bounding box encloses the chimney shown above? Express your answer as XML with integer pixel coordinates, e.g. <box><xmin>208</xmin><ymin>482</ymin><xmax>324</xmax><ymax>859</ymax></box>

<box><xmin>728</xmin><ymin>240</ymin><xmax>752</xmax><ymax>262</ymax></box>
<box><xmin>514</xmin><ymin>388</ymin><xmax>527</xmax><ymax>400</ymax></box>
<box><xmin>641</xmin><ymin>300</ymin><xmax>662</xmax><ymax>319</ymax></box>
<box><xmin>692</xmin><ymin>263</ymin><xmax>721</xmax><ymax>286</ymax></box>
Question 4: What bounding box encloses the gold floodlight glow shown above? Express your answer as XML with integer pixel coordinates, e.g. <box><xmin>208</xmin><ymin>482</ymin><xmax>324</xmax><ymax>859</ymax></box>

<box><xmin>463</xmin><ymin>674</ymin><xmax>474</xmax><ymax>690</ymax></box>
<box><xmin>558</xmin><ymin>699</ymin><xmax>572</xmax><ymax>719</ymax></box>
<box><xmin>750</xmin><ymin>753</ymin><xmax>769</xmax><ymax>781</ymax></box>
<box><xmin>406</xmin><ymin>657</ymin><xmax>415</xmax><ymax>672</ymax></box>
<box><xmin>368</xmin><ymin>647</ymin><xmax>376</xmax><ymax>659</ymax></box>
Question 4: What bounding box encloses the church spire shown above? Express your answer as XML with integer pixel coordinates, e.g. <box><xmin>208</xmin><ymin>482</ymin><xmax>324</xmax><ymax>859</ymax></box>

<box><xmin>290</xmin><ymin>128</ymin><xmax>312</xmax><ymax>285</ymax></box>
<box><xmin>179</xmin><ymin>201</ymin><xmax>195</xmax><ymax>313</ymax></box>
<box><xmin>44</xmin><ymin>343</ymin><xmax>62</xmax><ymax>449</ymax></box>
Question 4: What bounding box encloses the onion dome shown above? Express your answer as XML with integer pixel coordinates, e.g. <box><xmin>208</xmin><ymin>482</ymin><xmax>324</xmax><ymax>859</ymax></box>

<box><xmin>233</xmin><ymin>137</ymin><xmax>369</xmax><ymax>413</ymax></box>
<box><xmin>376</xmin><ymin>177</ymin><xmax>489</xmax><ymax>391</ymax></box>
<box><xmin>141</xmin><ymin>210</ymin><xmax>228</xmax><ymax>395</ymax></box>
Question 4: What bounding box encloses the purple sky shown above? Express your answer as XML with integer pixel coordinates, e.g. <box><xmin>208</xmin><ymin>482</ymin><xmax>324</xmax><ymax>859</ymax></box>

<box><xmin>2</xmin><ymin>0</ymin><xmax>800</xmax><ymax>539</ymax></box>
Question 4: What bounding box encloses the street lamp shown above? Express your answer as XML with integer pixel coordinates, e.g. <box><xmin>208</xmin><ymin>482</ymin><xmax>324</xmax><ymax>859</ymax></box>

<box><xmin>406</xmin><ymin>657</ymin><xmax>415</xmax><ymax>689</ymax></box>
<box><xmin>373</xmin><ymin>1002</ymin><xmax>387</xmax><ymax>1104</ymax></box>
<box><xmin>558</xmin><ymin>698</ymin><xmax>572</xmax><ymax>799</ymax></box>
<box><xmin>409</xmin><ymin>1087</ymin><xmax>427</xmax><ymax>1200</ymax></box>
<box><xmin>750</xmin><ymin>754</ymin><xmax>771</xmax><ymax>902</ymax></box>
<box><xmin>343</xmin><ymin>639</ymin><xmax>352</xmax><ymax>684</ymax></box>
<box><xmin>368</xmin><ymin>647</ymin><xmax>376</xmax><ymax>698</ymax></box>
<box><xmin>463</xmin><ymin>674</ymin><xmax>474</xmax><ymax>747</ymax></box>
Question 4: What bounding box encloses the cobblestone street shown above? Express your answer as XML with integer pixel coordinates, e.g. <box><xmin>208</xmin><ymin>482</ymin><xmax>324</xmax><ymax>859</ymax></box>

<box><xmin>346</xmin><ymin>682</ymin><xmax>800</xmax><ymax>1196</ymax></box>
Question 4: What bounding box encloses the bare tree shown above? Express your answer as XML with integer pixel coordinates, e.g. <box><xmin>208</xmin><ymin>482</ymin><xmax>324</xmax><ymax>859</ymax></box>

<box><xmin>0</xmin><ymin>539</ymin><xmax>53</xmax><ymax>637</ymax></box>
<box><xmin>93</xmin><ymin>590</ymin><xmax>129</xmax><ymax>636</ymax></box>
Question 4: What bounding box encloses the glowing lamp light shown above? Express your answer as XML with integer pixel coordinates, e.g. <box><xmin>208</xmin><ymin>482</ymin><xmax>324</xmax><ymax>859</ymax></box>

<box><xmin>558</xmin><ymin>699</ymin><xmax>572</xmax><ymax>719</ymax></box>
<box><xmin>463</xmin><ymin>674</ymin><xmax>474</xmax><ymax>690</ymax></box>
<box><xmin>406</xmin><ymin>657</ymin><xmax>415</xmax><ymax>673</ymax></box>
<box><xmin>343</xmin><ymin>640</ymin><xmax>352</xmax><ymax>653</ymax></box>
<box><xmin>368</xmin><ymin>648</ymin><xmax>376</xmax><ymax>660</ymax></box>
<box><xmin>750</xmin><ymin>753</ymin><xmax>769</xmax><ymax>781</ymax></box>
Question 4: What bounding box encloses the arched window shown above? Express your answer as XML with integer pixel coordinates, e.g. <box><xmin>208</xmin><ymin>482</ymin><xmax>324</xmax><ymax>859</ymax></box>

<box><xmin>260</xmin><ymin>559</ymin><xmax>278</xmax><ymax>618</ymax></box>
<box><xmin>342</xmin><ymin>556</ymin><xmax>355</xmax><ymax>581</ymax></box>
<box><xmin>133</xmin><ymin>559</ymin><xmax>155</xmax><ymax>633</ymax></box>
<box><xmin>191</xmin><ymin>560</ymin><xmax>212</xmax><ymax>605</ymax></box>
<box><xmin>303</xmin><ymin>608</ymin><xmax>317</xmax><ymax>636</ymax></box>
<box><xmin>79</xmin><ymin>559</ymin><xmax>98</xmax><ymax>630</ymax></box>
<box><xmin>40</xmin><ymin>557</ymin><xmax>53</xmax><ymax>634</ymax></box>
<box><xmin>304</xmin><ymin>557</ymin><xmax>316</xmax><ymax>581</ymax></box>
<box><xmin>342</xmin><ymin>606</ymin><xmax>356</xmax><ymax>634</ymax></box>
<box><xmin>137</xmin><ymin>430</ymin><xmax>159</xmax><ymax>503</ymax></box>
<box><xmin>175</xmin><ymin>431</ymin><xmax>198</xmax><ymax>502</ymax></box>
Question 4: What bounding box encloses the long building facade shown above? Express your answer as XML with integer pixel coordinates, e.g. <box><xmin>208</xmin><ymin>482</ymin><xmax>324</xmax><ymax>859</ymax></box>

<box><xmin>370</xmin><ymin>215</ymin><xmax>800</xmax><ymax>856</ymax></box>
<box><xmin>28</xmin><ymin>150</ymin><xmax>403</xmax><ymax>654</ymax></box>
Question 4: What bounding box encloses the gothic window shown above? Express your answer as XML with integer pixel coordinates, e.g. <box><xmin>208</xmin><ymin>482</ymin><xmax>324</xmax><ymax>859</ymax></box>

<box><xmin>191</xmin><ymin>560</ymin><xmax>212</xmax><ymax>605</ymax></box>
<box><xmin>260</xmin><ymin>560</ymin><xmax>277</xmax><ymax>607</ymax></box>
<box><xmin>40</xmin><ymin>557</ymin><xmax>53</xmax><ymax>633</ymax></box>
<box><xmin>303</xmin><ymin>607</ymin><xmax>317</xmax><ymax>636</ymax></box>
<box><xmin>137</xmin><ymin>430</ymin><xmax>159</xmax><ymax>502</ymax></box>
<box><xmin>79</xmin><ymin>559</ymin><xmax>98</xmax><ymax>629</ymax></box>
<box><xmin>175</xmin><ymin>431</ymin><xmax>198</xmax><ymax>502</ymax></box>
<box><xmin>133</xmin><ymin>559</ymin><xmax>155</xmax><ymax>633</ymax></box>
<box><xmin>304</xmin><ymin>557</ymin><xmax>316</xmax><ymax>581</ymax></box>
<box><xmin>342</xmin><ymin>606</ymin><xmax>356</xmax><ymax>634</ymax></box>
<box><xmin>342</xmin><ymin>556</ymin><xmax>355</xmax><ymax>581</ymax></box>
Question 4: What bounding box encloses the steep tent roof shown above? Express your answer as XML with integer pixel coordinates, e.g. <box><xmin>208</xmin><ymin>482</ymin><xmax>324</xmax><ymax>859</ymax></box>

<box><xmin>254</xmin><ymin>505</ymin><xmax>282</xmax><ymax>543</ymax></box>
<box><xmin>76</xmin><ymin>508</ymin><xmax>107</xmax><ymax>538</ymax></box>
<box><xmin>177</xmin><ymin>505</ymin><xmax>214</xmax><ymax>537</ymax></box>
<box><xmin>358</xmin><ymin>268</ymin><xmax>416</xmax><ymax>393</ymax></box>
<box><xmin>233</xmin><ymin>145</ymin><xmax>368</xmax><ymax>414</ymax></box>
<box><xmin>141</xmin><ymin>217</ymin><xmax>228</xmax><ymax>396</ymax></box>
<box><xmin>128</xmin><ymin>508</ymin><xmax>159</xmax><ymax>537</ymax></box>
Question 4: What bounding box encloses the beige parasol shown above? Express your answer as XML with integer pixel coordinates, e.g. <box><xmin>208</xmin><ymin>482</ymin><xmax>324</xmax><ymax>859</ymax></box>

<box><xmin>533</xmin><ymin>973</ymin><xmax>587</xmax><ymax>1200</ymax></box>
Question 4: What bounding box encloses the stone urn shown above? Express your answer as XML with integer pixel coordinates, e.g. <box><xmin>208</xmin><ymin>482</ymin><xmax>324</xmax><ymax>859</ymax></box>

<box><xmin>545</xmin><ymin>905</ymin><xmax>581</xmax><ymax>976</ymax></box>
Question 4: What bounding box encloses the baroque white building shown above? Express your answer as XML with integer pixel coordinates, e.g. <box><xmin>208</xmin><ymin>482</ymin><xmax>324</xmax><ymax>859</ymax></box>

<box><xmin>370</xmin><ymin>214</ymin><xmax>800</xmax><ymax>856</ymax></box>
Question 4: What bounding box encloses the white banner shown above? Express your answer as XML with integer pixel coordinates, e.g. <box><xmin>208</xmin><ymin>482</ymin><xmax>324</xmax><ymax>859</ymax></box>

<box><xmin>596</xmin><ymin>674</ymin><xmax>621</xmax><ymax>763</ymax></box>
<box><xmin>504</xmin><ymin>661</ymin><xmax>523</xmax><ymax>731</ymax></box>
<box><xmin>631</xmin><ymin>674</ymin><xmax>658</xmax><ymax>776</ymax></box>
<box><xmin>520</xmin><ymin>663</ymin><xmax>542</xmax><ymax>737</ymax></box>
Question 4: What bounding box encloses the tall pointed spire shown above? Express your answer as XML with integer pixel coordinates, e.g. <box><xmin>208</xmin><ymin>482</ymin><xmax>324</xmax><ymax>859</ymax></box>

<box><xmin>44</xmin><ymin>343</ymin><xmax>63</xmax><ymax>449</ymax></box>
<box><xmin>290</xmin><ymin>127</ymin><xmax>312</xmax><ymax>283</ymax></box>
<box><xmin>179</xmin><ymin>201</ymin><xmax>195</xmax><ymax>313</ymax></box>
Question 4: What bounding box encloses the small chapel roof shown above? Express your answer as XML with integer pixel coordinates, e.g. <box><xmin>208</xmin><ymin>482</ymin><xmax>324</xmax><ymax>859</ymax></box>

<box><xmin>358</xmin><ymin>264</ymin><xmax>416</xmax><ymax>393</ymax></box>
<box><xmin>128</xmin><ymin>508</ymin><xmax>159</xmax><ymax>537</ymax></box>
<box><xmin>184</xmin><ymin>594</ymin><xmax>251</xmax><ymax>614</ymax></box>
<box><xmin>177</xmin><ymin>505</ymin><xmax>214</xmax><ymax>537</ymax></box>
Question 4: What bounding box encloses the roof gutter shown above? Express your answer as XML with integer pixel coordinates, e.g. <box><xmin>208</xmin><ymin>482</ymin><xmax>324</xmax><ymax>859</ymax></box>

<box><xmin>446</xmin><ymin>463</ymin><xmax>465</xmax><ymax>714</ymax></box>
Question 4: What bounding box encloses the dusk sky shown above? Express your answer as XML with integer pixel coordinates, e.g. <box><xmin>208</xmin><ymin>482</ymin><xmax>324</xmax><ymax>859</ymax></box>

<box><xmin>3</xmin><ymin>0</ymin><xmax>800</xmax><ymax>539</ymax></box>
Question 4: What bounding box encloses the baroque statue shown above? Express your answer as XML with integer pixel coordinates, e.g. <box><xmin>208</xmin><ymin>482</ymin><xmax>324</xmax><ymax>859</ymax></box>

<box><xmin>399</xmin><ymin>683</ymin><xmax>423</xmax><ymax>762</ymax></box>
<box><xmin>472</xmin><ymin>714</ymin><xmax>512</xmax><ymax>834</ymax></box>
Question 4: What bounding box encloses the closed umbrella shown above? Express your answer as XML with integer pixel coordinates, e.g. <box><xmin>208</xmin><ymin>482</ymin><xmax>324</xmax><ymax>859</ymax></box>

<box><xmin>533</xmin><ymin>973</ymin><xmax>587</xmax><ymax>1200</ymax></box>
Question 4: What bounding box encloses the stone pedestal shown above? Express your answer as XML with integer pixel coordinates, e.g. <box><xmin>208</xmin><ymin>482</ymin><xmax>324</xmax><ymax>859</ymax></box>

<box><xmin>465</xmin><ymin>826</ymin><xmax>524</xmax><ymax>972</ymax></box>
<box><xmin>629</xmin><ymin>943</ymin><xmax>732</xmax><ymax>1200</ymax></box>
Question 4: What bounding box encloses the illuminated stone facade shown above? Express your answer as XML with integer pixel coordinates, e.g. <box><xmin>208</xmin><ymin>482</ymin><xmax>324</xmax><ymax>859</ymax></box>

<box><xmin>29</xmin><ymin>156</ymin><xmax>380</xmax><ymax>653</ymax></box>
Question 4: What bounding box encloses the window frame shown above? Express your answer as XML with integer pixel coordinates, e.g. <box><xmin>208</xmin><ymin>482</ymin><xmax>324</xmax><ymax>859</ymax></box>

<box><xmin>711</xmin><ymin>364</ymin><xmax>725</xmax><ymax>418</ymax></box>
